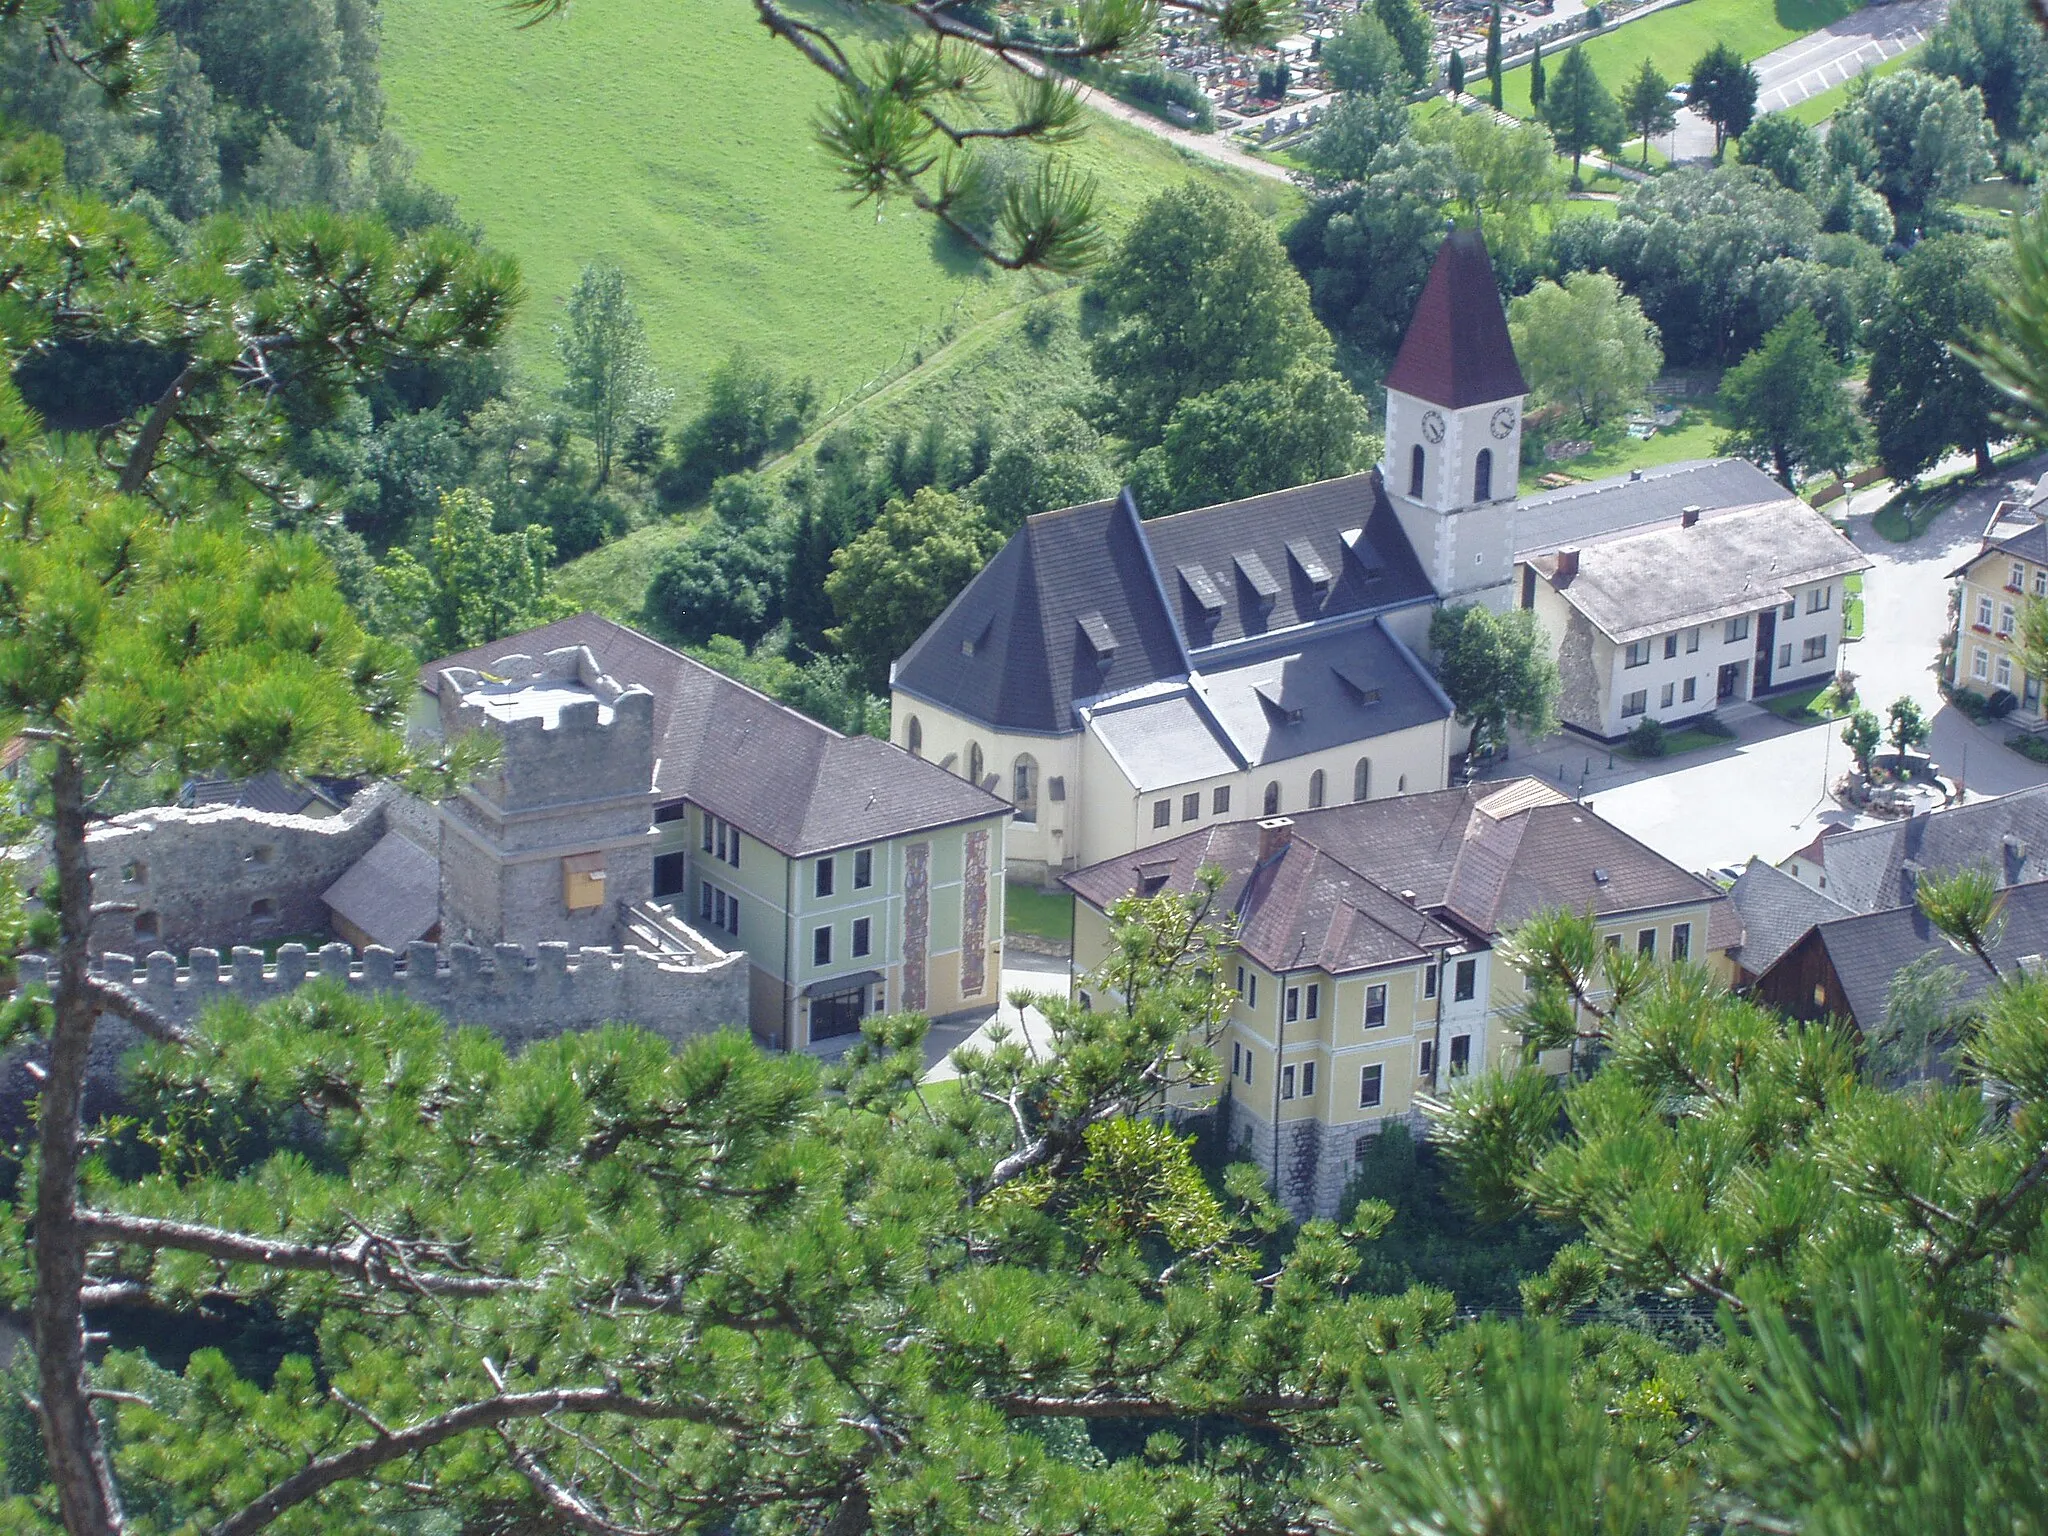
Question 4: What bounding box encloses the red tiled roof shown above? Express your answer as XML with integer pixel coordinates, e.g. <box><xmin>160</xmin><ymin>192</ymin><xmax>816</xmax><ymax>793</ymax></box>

<box><xmin>1384</xmin><ymin>228</ymin><xmax>1527</xmax><ymax>409</ymax></box>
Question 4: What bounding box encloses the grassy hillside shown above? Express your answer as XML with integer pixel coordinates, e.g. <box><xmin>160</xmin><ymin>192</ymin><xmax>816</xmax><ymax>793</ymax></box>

<box><xmin>381</xmin><ymin>0</ymin><xmax>1289</xmax><ymax>416</ymax></box>
<box><xmin>1495</xmin><ymin>0</ymin><xmax>1862</xmax><ymax>118</ymax></box>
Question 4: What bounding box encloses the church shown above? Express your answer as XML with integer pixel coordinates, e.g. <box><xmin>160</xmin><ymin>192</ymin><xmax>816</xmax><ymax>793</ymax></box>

<box><xmin>889</xmin><ymin>229</ymin><xmax>1799</xmax><ymax>879</ymax></box>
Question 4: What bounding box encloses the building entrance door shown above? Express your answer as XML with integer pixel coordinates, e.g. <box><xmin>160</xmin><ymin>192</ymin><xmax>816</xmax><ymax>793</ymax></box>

<box><xmin>1718</xmin><ymin>661</ymin><xmax>1747</xmax><ymax>701</ymax></box>
<box><xmin>1753</xmin><ymin>608</ymin><xmax>1776</xmax><ymax>693</ymax></box>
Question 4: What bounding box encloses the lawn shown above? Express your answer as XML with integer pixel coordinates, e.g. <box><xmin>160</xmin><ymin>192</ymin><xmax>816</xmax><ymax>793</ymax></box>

<box><xmin>1006</xmin><ymin>880</ymin><xmax>1074</xmax><ymax>945</ymax></box>
<box><xmin>1761</xmin><ymin>678</ymin><xmax>1851</xmax><ymax>722</ymax></box>
<box><xmin>1516</xmin><ymin>392</ymin><xmax>1730</xmax><ymax>495</ymax></box>
<box><xmin>1784</xmin><ymin>44</ymin><xmax>1922</xmax><ymax>125</ymax></box>
<box><xmin>1495</xmin><ymin>0</ymin><xmax>1862</xmax><ymax>120</ymax></box>
<box><xmin>381</xmin><ymin>0</ymin><xmax>1284</xmax><ymax>415</ymax></box>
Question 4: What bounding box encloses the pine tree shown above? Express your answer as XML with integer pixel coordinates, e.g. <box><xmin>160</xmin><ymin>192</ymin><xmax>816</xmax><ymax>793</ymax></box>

<box><xmin>1485</xmin><ymin>6</ymin><xmax>1504</xmax><ymax>108</ymax></box>
<box><xmin>1539</xmin><ymin>45</ymin><xmax>1623</xmax><ymax>185</ymax></box>
<box><xmin>1529</xmin><ymin>39</ymin><xmax>1546</xmax><ymax>108</ymax></box>
<box><xmin>1447</xmin><ymin>49</ymin><xmax>1466</xmax><ymax>96</ymax></box>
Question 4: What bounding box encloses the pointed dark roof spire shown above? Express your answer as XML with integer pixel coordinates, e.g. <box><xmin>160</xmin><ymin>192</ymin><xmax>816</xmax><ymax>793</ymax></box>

<box><xmin>1384</xmin><ymin>227</ymin><xmax>1527</xmax><ymax>409</ymax></box>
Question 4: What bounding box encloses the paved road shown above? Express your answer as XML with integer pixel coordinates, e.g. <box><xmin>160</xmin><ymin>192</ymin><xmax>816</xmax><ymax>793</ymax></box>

<box><xmin>1500</xmin><ymin>453</ymin><xmax>2048</xmax><ymax>874</ymax></box>
<box><xmin>1664</xmin><ymin>0</ymin><xmax>1945</xmax><ymax>160</ymax></box>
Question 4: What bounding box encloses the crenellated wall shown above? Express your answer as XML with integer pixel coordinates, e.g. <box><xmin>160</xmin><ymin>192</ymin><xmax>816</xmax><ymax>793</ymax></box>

<box><xmin>22</xmin><ymin>935</ymin><xmax>750</xmax><ymax>1049</ymax></box>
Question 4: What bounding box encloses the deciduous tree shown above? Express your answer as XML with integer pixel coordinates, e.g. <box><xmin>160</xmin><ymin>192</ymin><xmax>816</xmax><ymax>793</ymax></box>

<box><xmin>825</xmin><ymin>487</ymin><xmax>1002</xmax><ymax>689</ymax></box>
<box><xmin>1687</xmin><ymin>42</ymin><xmax>1759</xmax><ymax>158</ymax></box>
<box><xmin>377</xmin><ymin>489</ymin><xmax>569</xmax><ymax>654</ymax></box>
<box><xmin>643</xmin><ymin>519</ymin><xmax>788</xmax><ymax>648</ymax></box>
<box><xmin>1718</xmin><ymin>310</ymin><xmax>1865</xmax><ymax>487</ymax></box>
<box><xmin>1136</xmin><ymin>361</ymin><xmax>1371</xmax><ymax>514</ymax></box>
<box><xmin>1736</xmin><ymin>110</ymin><xmax>1822</xmax><ymax>192</ymax></box>
<box><xmin>1843</xmin><ymin>707</ymin><xmax>1882</xmax><ymax>777</ymax></box>
<box><xmin>556</xmin><ymin>259</ymin><xmax>671</xmax><ymax>486</ymax></box>
<box><xmin>971</xmin><ymin>408</ymin><xmax>1120</xmax><ymax>531</ymax></box>
<box><xmin>1827</xmin><ymin>68</ymin><xmax>1995</xmax><ymax>242</ymax></box>
<box><xmin>1323</xmin><ymin>10</ymin><xmax>1408</xmax><ymax>96</ymax></box>
<box><xmin>1428</xmin><ymin>604</ymin><xmax>1561</xmax><ymax>756</ymax></box>
<box><xmin>1867</xmin><ymin>234</ymin><xmax>2009</xmax><ymax>481</ymax></box>
<box><xmin>1923</xmin><ymin>0</ymin><xmax>2048</xmax><ymax>145</ymax></box>
<box><xmin>1507</xmin><ymin>270</ymin><xmax>1663</xmax><ymax>429</ymax></box>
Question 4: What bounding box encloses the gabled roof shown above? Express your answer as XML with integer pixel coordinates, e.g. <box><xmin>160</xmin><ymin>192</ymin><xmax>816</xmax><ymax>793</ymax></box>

<box><xmin>422</xmin><ymin>615</ymin><xmax>1007</xmax><ymax>858</ymax></box>
<box><xmin>1515</xmin><ymin>458</ymin><xmax>1787</xmax><ymax>558</ymax></box>
<box><xmin>1064</xmin><ymin>779</ymin><xmax>1737</xmax><ymax>962</ymax></box>
<box><xmin>1531</xmin><ymin>500</ymin><xmax>1871</xmax><ymax>644</ymax></box>
<box><xmin>323</xmin><ymin>831</ymin><xmax>440</xmax><ymax>949</ymax></box>
<box><xmin>1728</xmin><ymin>856</ymin><xmax>1852</xmax><ymax>975</ymax></box>
<box><xmin>892</xmin><ymin>492</ymin><xmax>1189</xmax><ymax>735</ymax></box>
<box><xmin>1793</xmin><ymin>785</ymin><xmax>2048</xmax><ymax>915</ymax></box>
<box><xmin>1384</xmin><ymin>229</ymin><xmax>1527</xmax><ymax>409</ymax></box>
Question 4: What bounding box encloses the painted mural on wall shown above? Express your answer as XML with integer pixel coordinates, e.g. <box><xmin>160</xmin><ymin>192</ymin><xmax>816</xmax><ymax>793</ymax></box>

<box><xmin>903</xmin><ymin>840</ymin><xmax>930</xmax><ymax>1012</ymax></box>
<box><xmin>961</xmin><ymin>827</ymin><xmax>989</xmax><ymax>998</ymax></box>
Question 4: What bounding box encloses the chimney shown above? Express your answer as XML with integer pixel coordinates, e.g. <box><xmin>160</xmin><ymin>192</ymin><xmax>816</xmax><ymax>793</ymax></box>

<box><xmin>1681</xmin><ymin>505</ymin><xmax>1703</xmax><ymax>528</ymax></box>
<box><xmin>1629</xmin><ymin>469</ymin><xmax>1643</xmax><ymax>482</ymax></box>
<box><xmin>1399</xmin><ymin>888</ymin><xmax>1418</xmax><ymax>906</ymax></box>
<box><xmin>1258</xmin><ymin>817</ymin><xmax>1294</xmax><ymax>862</ymax></box>
<box><xmin>1555</xmin><ymin>548</ymin><xmax>1580</xmax><ymax>581</ymax></box>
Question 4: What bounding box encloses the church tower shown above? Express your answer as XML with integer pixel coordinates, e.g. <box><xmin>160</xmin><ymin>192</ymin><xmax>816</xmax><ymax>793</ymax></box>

<box><xmin>1381</xmin><ymin>229</ymin><xmax>1528</xmax><ymax>608</ymax></box>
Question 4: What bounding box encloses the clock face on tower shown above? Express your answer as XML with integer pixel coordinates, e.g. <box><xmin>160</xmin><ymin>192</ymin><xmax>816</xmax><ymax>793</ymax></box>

<box><xmin>1490</xmin><ymin>405</ymin><xmax>1518</xmax><ymax>440</ymax></box>
<box><xmin>1420</xmin><ymin>409</ymin><xmax>1447</xmax><ymax>444</ymax></box>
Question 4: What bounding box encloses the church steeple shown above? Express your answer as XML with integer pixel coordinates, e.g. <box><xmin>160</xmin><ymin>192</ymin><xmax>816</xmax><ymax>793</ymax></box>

<box><xmin>1381</xmin><ymin>229</ymin><xmax>1528</xmax><ymax>605</ymax></box>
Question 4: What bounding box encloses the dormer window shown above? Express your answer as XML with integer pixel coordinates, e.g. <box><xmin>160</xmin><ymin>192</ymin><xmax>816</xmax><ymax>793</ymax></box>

<box><xmin>1179</xmin><ymin>563</ymin><xmax>1225</xmax><ymax>620</ymax></box>
<box><xmin>1234</xmin><ymin>551</ymin><xmax>1280</xmax><ymax>609</ymax></box>
<box><xmin>961</xmin><ymin>614</ymin><xmax>994</xmax><ymax>657</ymax></box>
<box><xmin>1255</xmin><ymin>682</ymin><xmax>1303</xmax><ymax>725</ymax></box>
<box><xmin>1286</xmin><ymin>537</ymin><xmax>1333</xmax><ymax>591</ymax></box>
<box><xmin>1077</xmin><ymin>611</ymin><xmax>1117</xmax><ymax>673</ymax></box>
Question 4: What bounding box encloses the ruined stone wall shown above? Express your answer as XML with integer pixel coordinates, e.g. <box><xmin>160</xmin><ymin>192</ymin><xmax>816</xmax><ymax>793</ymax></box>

<box><xmin>82</xmin><ymin>784</ymin><xmax>418</xmax><ymax>959</ymax></box>
<box><xmin>1224</xmin><ymin>1099</ymin><xmax>1431</xmax><ymax>1220</ymax></box>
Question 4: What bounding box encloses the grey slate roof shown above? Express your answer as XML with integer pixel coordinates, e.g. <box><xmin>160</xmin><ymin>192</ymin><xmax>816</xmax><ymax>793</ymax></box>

<box><xmin>893</xmin><ymin>475</ymin><xmax>1435</xmax><ymax>734</ymax></box>
<box><xmin>1515</xmin><ymin>458</ymin><xmax>1788</xmax><ymax>558</ymax></box>
<box><xmin>1799</xmin><ymin>786</ymin><xmax>2048</xmax><ymax>915</ymax></box>
<box><xmin>1533</xmin><ymin>500</ymin><xmax>1871</xmax><ymax>644</ymax></box>
<box><xmin>423</xmin><ymin>615</ymin><xmax>1008</xmax><ymax>859</ymax></box>
<box><xmin>322</xmin><ymin>831</ymin><xmax>440</xmax><ymax>949</ymax></box>
<box><xmin>1792</xmin><ymin>879</ymin><xmax>2048</xmax><ymax>1030</ymax></box>
<box><xmin>181</xmin><ymin>771</ymin><xmax>350</xmax><ymax>817</ymax></box>
<box><xmin>1065</xmin><ymin>778</ymin><xmax>1737</xmax><ymax>958</ymax></box>
<box><xmin>1728</xmin><ymin>857</ymin><xmax>1852</xmax><ymax>975</ymax></box>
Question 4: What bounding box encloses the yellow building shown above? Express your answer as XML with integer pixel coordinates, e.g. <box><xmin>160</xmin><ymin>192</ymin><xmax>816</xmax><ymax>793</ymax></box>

<box><xmin>1063</xmin><ymin>779</ymin><xmax>1739</xmax><ymax>1217</ymax></box>
<box><xmin>1950</xmin><ymin>477</ymin><xmax>2048</xmax><ymax>724</ymax></box>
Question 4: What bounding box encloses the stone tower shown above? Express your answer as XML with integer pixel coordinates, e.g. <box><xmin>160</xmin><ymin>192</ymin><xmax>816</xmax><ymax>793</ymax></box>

<box><xmin>1381</xmin><ymin>228</ymin><xmax>1529</xmax><ymax>609</ymax></box>
<box><xmin>435</xmin><ymin>646</ymin><xmax>660</xmax><ymax>950</ymax></box>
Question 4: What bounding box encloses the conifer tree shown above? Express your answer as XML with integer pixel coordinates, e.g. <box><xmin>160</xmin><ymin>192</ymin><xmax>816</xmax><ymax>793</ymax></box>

<box><xmin>1485</xmin><ymin>6</ymin><xmax>1504</xmax><ymax>108</ymax></box>
<box><xmin>1529</xmin><ymin>40</ymin><xmax>1546</xmax><ymax>108</ymax></box>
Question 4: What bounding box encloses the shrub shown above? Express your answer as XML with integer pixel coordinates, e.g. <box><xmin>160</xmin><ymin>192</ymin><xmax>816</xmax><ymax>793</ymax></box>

<box><xmin>2008</xmin><ymin>732</ymin><xmax>2048</xmax><ymax>764</ymax></box>
<box><xmin>1627</xmin><ymin>716</ymin><xmax>1667</xmax><ymax>756</ymax></box>
<box><xmin>1695</xmin><ymin>714</ymin><xmax>1737</xmax><ymax>740</ymax></box>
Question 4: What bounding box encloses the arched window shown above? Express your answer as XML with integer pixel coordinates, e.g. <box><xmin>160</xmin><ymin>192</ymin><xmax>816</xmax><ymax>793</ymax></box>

<box><xmin>1353</xmin><ymin>757</ymin><xmax>1371</xmax><ymax>802</ymax></box>
<box><xmin>1474</xmin><ymin>448</ymin><xmax>1493</xmax><ymax>503</ymax></box>
<box><xmin>1408</xmin><ymin>444</ymin><xmax>1425</xmax><ymax>498</ymax></box>
<box><xmin>1263</xmin><ymin>781</ymin><xmax>1281</xmax><ymax>816</ymax></box>
<box><xmin>1397</xmin><ymin>774</ymin><xmax>1408</xmax><ymax>793</ymax></box>
<box><xmin>905</xmin><ymin>715</ymin><xmax>923</xmax><ymax>757</ymax></box>
<box><xmin>966</xmin><ymin>741</ymin><xmax>985</xmax><ymax>787</ymax></box>
<box><xmin>1012</xmin><ymin>755</ymin><xmax>1039</xmax><ymax>825</ymax></box>
<box><xmin>1308</xmin><ymin>769</ymin><xmax>1326</xmax><ymax>809</ymax></box>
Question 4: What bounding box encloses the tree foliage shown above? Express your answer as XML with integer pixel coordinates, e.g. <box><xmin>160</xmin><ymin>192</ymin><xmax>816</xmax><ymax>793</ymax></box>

<box><xmin>1827</xmin><ymin>67</ymin><xmax>1995</xmax><ymax>242</ymax></box>
<box><xmin>1687</xmin><ymin>42</ymin><xmax>1759</xmax><ymax>158</ymax></box>
<box><xmin>1923</xmin><ymin>0</ymin><xmax>2048</xmax><ymax>145</ymax></box>
<box><xmin>825</xmin><ymin>487</ymin><xmax>1002</xmax><ymax>690</ymax></box>
<box><xmin>555</xmin><ymin>259</ymin><xmax>671</xmax><ymax>487</ymax></box>
<box><xmin>1540</xmin><ymin>46</ymin><xmax>1624</xmax><ymax>184</ymax></box>
<box><xmin>1428</xmin><ymin>604</ymin><xmax>1561</xmax><ymax>756</ymax></box>
<box><xmin>1867</xmin><ymin>233</ymin><xmax>2009</xmax><ymax>481</ymax></box>
<box><xmin>1134</xmin><ymin>361</ymin><xmax>1371</xmax><ymax>514</ymax></box>
<box><xmin>1507</xmin><ymin>271</ymin><xmax>1663</xmax><ymax>429</ymax></box>
<box><xmin>1373</xmin><ymin>0</ymin><xmax>1436</xmax><ymax>87</ymax></box>
<box><xmin>1621</xmin><ymin>57</ymin><xmax>1676</xmax><ymax>168</ymax></box>
<box><xmin>1322</xmin><ymin>11</ymin><xmax>1408</xmax><ymax>96</ymax></box>
<box><xmin>377</xmin><ymin>488</ymin><xmax>569</xmax><ymax>655</ymax></box>
<box><xmin>1717</xmin><ymin>310</ymin><xmax>1865</xmax><ymax>487</ymax></box>
<box><xmin>1735</xmin><ymin>110</ymin><xmax>1822</xmax><ymax>193</ymax></box>
<box><xmin>971</xmin><ymin>408</ymin><xmax>1120</xmax><ymax>533</ymax></box>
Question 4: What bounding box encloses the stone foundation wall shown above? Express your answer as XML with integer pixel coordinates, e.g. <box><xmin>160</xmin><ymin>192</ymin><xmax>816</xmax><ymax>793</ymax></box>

<box><xmin>1225</xmin><ymin>1097</ymin><xmax>1430</xmax><ymax>1220</ymax></box>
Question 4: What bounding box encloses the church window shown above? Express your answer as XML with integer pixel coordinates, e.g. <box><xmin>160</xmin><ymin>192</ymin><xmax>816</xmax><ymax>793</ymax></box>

<box><xmin>1474</xmin><ymin>449</ymin><xmax>1493</xmax><ymax>502</ymax></box>
<box><xmin>1408</xmin><ymin>444</ymin><xmax>1425</xmax><ymax>498</ymax></box>
<box><xmin>966</xmin><ymin>741</ymin><xmax>984</xmax><ymax>786</ymax></box>
<box><xmin>1263</xmin><ymin>781</ymin><xmax>1281</xmax><ymax>816</ymax></box>
<box><xmin>1012</xmin><ymin>756</ymin><xmax>1038</xmax><ymax>824</ymax></box>
<box><xmin>1308</xmin><ymin>769</ymin><xmax>1326</xmax><ymax>808</ymax></box>
<box><xmin>1353</xmin><ymin>758</ymin><xmax>1370</xmax><ymax>802</ymax></box>
<box><xmin>905</xmin><ymin>715</ymin><xmax>922</xmax><ymax>756</ymax></box>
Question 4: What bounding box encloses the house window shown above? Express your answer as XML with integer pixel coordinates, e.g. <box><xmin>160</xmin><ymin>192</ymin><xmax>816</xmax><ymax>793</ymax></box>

<box><xmin>1605</xmin><ymin>933</ymin><xmax>1622</xmax><ymax>951</ymax></box>
<box><xmin>1364</xmin><ymin>983</ymin><xmax>1387</xmax><ymax>1027</ymax></box>
<box><xmin>813</xmin><ymin>926</ymin><xmax>833</xmax><ymax>966</ymax></box>
<box><xmin>1725</xmin><ymin>616</ymin><xmax>1750</xmax><ymax>643</ymax></box>
<box><xmin>816</xmin><ymin>858</ymin><xmax>835</xmax><ymax>898</ymax></box>
<box><xmin>1306</xmin><ymin>983</ymin><xmax>1320</xmax><ymax>1020</ymax></box>
<box><xmin>1232</xmin><ymin>1041</ymin><xmax>1242</xmax><ymax>1077</ymax></box>
<box><xmin>1779</xmin><ymin>643</ymin><xmax>1793</xmax><ymax>670</ymax></box>
<box><xmin>1182</xmin><ymin>791</ymin><xmax>1200</xmax><ymax>822</ymax></box>
<box><xmin>1781</xmin><ymin>600</ymin><xmax>1795</xmax><ymax>621</ymax></box>
<box><xmin>1622</xmin><ymin>690</ymin><xmax>1648</xmax><ymax>718</ymax></box>
<box><xmin>1997</xmin><ymin>654</ymin><xmax>2014</xmax><ymax>688</ymax></box>
<box><xmin>853</xmin><ymin>917</ymin><xmax>871</xmax><ymax>958</ymax></box>
<box><xmin>1012</xmin><ymin>757</ymin><xmax>1039</xmax><ymax>824</ymax></box>
<box><xmin>1664</xmin><ymin>634</ymin><xmax>1679</xmax><ymax>659</ymax></box>
<box><xmin>1359</xmin><ymin>1063</ymin><xmax>1384</xmax><ymax>1108</ymax></box>
<box><xmin>1213</xmin><ymin>785</ymin><xmax>1231</xmax><ymax>815</ymax></box>
<box><xmin>563</xmin><ymin>852</ymin><xmax>606</xmax><ymax>911</ymax></box>
<box><xmin>1683</xmin><ymin>677</ymin><xmax>1697</xmax><ymax>703</ymax></box>
<box><xmin>854</xmin><ymin>849</ymin><xmax>873</xmax><ymax>889</ymax></box>
<box><xmin>655</xmin><ymin>802</ymin><xmax>687</xmax><ymax>824</ymax></box>
<box><xmin>1153</xmin><ymin>800</ymin><xmax>1172</xmax><ymax>829</ymax></box>
<box><xmin>1300</xmin><ymin>1061</ymin><xmax>1316</xmax><ymax>1096</ymax></box>
<box><xmin>1409</xmin><ymin>444</ymin><xmax>1425</xmax><ymax>498</ymax></box>
<box><xmin>121</xmin><ymin>861</ymin><xmax>146</xmax><ymax>885</ymax></box>
<box><xmin>1353</xmin><ymin>758</ymin><xmax>1370</xmax><ymax>802</ymax></box>
<box><xmin>2012</xmin><ymin>564</ymin><xmax>2026</xmax><ymax>591</ymax></box>
<box><xmin>1804</xmin><ymin>635</ymin><xmax>1829</xmax><ymax>663</ymax></box>
<box><xmin>905</xmin><ymin>716</ymin><xmax>923</xmax><ymax>757</ymax></box>
<box><xmin>1978</xmin><ymin>595</ymin><xmax>1995</xmax><ymax>629</ymax></box>
<box><xmin>1282</xmin><ymin>1064</ymin><xmax>1297</xmax><ymax>1100</ymax></box>
<box><xmin>1263</xmin><ymin>782</ymin><xmax>1280</xmax><ymax>816</ymax></box>
<box><xmin>2035</xmin><ymin>572</ymin><xmax>2046</xmax><ymax>598</ymax></box>
<box><xmin>702</xmin><ymin>814</ymin><xmax>714</xmax><ymax>854</ymax></box>
<box><xmin>1638</xmin><ymin>927</ymin><xmax>1657</xmax><ymax>956</ymax></box>
<box><xmin>1418</xmin><ymin>1040</ymin><xmax>1436</xmax><ymax>1077</ymax></box>
<box><xmin>1423</xmin><ymin>964</ymin><xmax>1438</xmax><ymax>999</ymax></box>
<box><xmin>653</xmin><ymin>850</ymin><xmax>687</xmax><ymax>898</ymax></box>
<box><xmin>1474</xmin><ymin>448</ymin><xmax>1493</xmax><ymax>502</ymax></box>
<box><xmin>1687</xmin><ymin>627</ymin><xmax>1701</xmax><ymax>653</ymax></box>
<box><xmin>1247</xmin><ymin>974</ymin><xmax>1257</xmax><ymax>1007</ymax></box>
<box><xmin>1285</xmin><ymin>986</ymin><xmax>1300</xmax><ymax>1023</ymax></box>
<box><xmin>1244</xmin><ymin>1052</ymin><xmax>1253</xmax><ymax>1086</ymax></box>
<box><xmin>1672</xmin><ymin>922</ymin><xmax>1691</xmax><ymax>961</ymax></box>
<box><xmin>1660</xmin><ymin>683</ymin><xmax>1674</xmax><ymax>710</ymax></box>
<box><xmin>1454</xmin><ymin>957</ymin><xmax>1476</xmax><ymax>1001</ymax></box>
<box><xmin>1449</xmin><ymin>1035</ymin><xmax>1471</xmax><ymax>1075</ymax></box>
<box><xmin>1808</xmin><ymin>585</ymin><xmax>1833</xmax><ymax>613</ymax></box>
<box><xmin>1624</xmin><ymin>640</ymin><xmax>1652</xmax><ymax>669</ymax></box>
<box><xmin>2001</xmin><ymin>604</ymin><xmax>2018</xmax><ymax>636</ymax></box>
<box><xmin>1308</xmin><ymin>769</ymin><xmax>1326</xmax><ymax>809</ymax></box>
<box><xmin>1974</xmin><ymin>648</ymin><xmax>1991</xmax><ymax>680</ymax></box>
<box><xmin>1235</xmin><ymin>964</ymin><xmax>1245</xmax><ymax>996</ymax></box>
